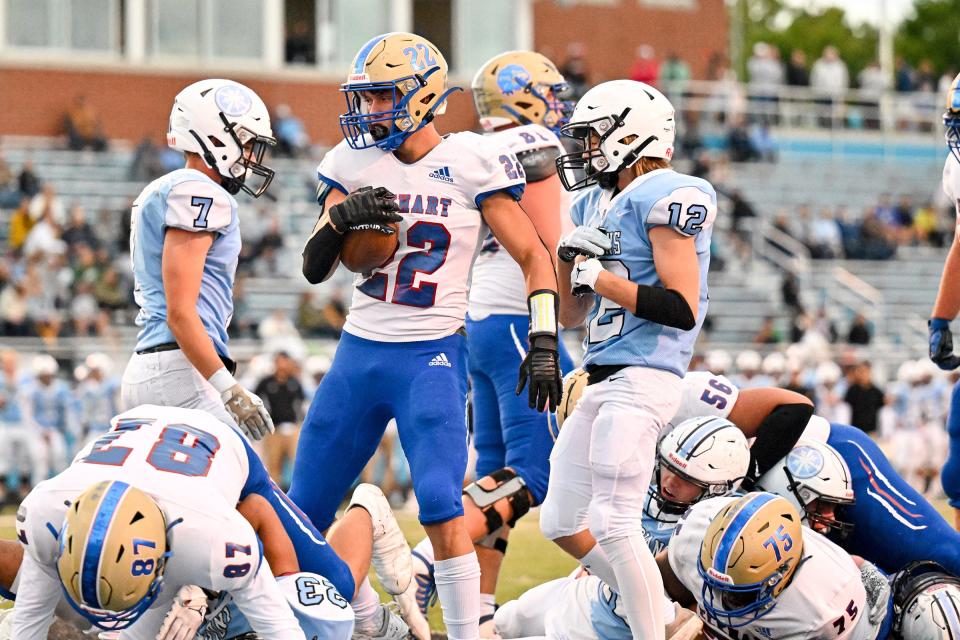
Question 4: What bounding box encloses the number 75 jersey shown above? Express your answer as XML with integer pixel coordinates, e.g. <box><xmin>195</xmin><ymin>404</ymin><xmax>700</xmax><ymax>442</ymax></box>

<box><xmin>317</xmin><ymin>132</ymin><xmax>525</xmax><ymax>342</ymax></box>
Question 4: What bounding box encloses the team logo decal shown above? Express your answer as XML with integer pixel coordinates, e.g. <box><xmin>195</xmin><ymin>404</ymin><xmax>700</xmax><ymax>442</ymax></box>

<box><xmin>215</xmin><ymin>84</ymin><xmax>253</xmax><ymax>117</ymax></box>
<box><xmin>786</xmin><ymin>446</ymin><xmax>824</xmax><ymax>480</ymax></box>
<box><xmin>497</xmin><ymin>64</ymin><xmax>531</xmax><ymax>95</ymax></box>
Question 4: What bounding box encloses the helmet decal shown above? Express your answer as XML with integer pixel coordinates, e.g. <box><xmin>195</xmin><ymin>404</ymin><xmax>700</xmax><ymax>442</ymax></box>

<box><xmin>497</xmin><ymin>64</ymin><xmax>531</xmax><ymax>95</ymax></box>
<box><xmin>214</xmin><ymin>85</ymin><xmax>254</xmax><ymax>118</ymax></box>
<box><xmin>786</xmin><ymin>446</ymin><xmax>825</xmax><ymax>480</ymax></box>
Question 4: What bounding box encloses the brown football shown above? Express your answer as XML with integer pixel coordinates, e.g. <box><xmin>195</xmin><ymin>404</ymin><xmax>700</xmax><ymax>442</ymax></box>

<box><xmin>340</xmin><ymin>223</ymin><xmax>400</xmax><ymax>273</ymax></box>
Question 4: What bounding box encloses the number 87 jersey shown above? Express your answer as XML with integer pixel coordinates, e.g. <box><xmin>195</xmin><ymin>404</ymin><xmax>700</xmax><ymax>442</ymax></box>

<box><xmin>317</xmin><ymin>131</ymin><xmax>526</xmax><ymax>341</ymax></box>
<box><xmin>571</xmin><ymin>168</ymin><xmax>716</xmax><ymax>376</ymax></box>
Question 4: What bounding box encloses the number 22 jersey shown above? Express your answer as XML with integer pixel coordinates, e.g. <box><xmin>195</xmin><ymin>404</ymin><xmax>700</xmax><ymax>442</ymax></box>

<box><xmin>317</xmin><ymin>132</ymin><xmax>525</xmax><ymax>342</ymax></box>
<box><xmin>570</xmin><ymin>168</ymin><xmax>717</xmax><ymax>376</ymax></box>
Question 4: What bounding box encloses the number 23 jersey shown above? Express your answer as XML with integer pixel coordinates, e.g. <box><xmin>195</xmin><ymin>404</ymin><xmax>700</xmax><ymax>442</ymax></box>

<box><xmin>571</xmin><ymin>168</ymin><xmax>716</xmax><ymax>376</ymax></box>
<box><xmin>317</xmin><ymin>132</ymin><xmax>525</xmax><ymax>342</ymax></box>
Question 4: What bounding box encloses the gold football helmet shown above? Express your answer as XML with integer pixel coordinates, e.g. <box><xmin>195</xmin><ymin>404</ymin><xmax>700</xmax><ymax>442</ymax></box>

<box><xmin>340</xmin><ymin>32</ymin><xmax>460</xmax><ymax>151</ymax></box>
<box><xmin>471</xmin><ymin>50</ymin><xmax>571</xmax><ymax>132</ymax></box>
<box><xmin>557</xmin><ymin>368</ymin><xmax>588</xmax><ymax>428</ymax></box>
<box><xmin>58</xmin><ymin>480</ymin><xmax>171</xmax><ymax>630</ymax></box>
<box><xmin>697</xmin><ymin>492</ymin><xmax>806</xmax><ymax>629</ymax></box>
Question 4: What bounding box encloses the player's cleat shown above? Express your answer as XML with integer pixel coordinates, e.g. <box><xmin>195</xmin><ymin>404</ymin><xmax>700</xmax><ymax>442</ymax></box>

<box><xmin>665</xmin><ymin>603</ymin><xmax>703</xmax><ymax>640</ymax></box>
<box><xmin>352</xmin><ymin>603</ymin><xmax>411</xmax><ymax>640</ymax></box>
<box><xmin>411</xmin><ymin>549</ymin><xmax>437</xmax><ymax>615</ymax></box>
<box><xmin>349</xmin><ymin>484</ymin><xmax>413</xmax><ymax>595</ymax></box>
<box><xmin>393</xmin><ymin>581</ymin><xmax>431</xmax><ymax>640</ymax></box>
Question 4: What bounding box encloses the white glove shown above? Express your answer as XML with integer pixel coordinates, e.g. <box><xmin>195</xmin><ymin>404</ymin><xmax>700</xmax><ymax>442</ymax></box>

<box><xmin>156</xmin><ymin>585</ymin><xmax>208</xmax><ymax>640</ymax></box>
<box><xmin>557</xmin><ymin>226</ymin><xmax>612</xmax><ymax>262</ymax></box>
<box><xmin>208</xmin><ymin>368</ymin><xmax>275</xmax><ymax>440</ymax></box>
<box><xmin>571</xmin><ymin>258</ymin><xmax>605</xmax><ymax>294</ymax></box>
<box><xmin>859</xmin><ymin>561</ymin><xmax>891</xmax><ymax>625</ymax></box>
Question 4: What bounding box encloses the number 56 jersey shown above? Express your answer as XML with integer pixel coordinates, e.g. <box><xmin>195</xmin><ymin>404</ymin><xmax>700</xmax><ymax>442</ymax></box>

<box><xmin>571</xmin><ymin>168</ymin><xmax>716</xmax><ymax>376</ymax></box>
<box><xmin>317</xmin><ymin>132</ymin><xmax>525</xmax><ymax>342</ymax></box>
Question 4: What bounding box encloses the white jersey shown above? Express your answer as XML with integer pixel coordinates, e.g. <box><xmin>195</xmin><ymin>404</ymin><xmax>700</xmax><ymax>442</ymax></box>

<box><xmin>670</xmin><ymin>371</ymin><xmax>740</xmax><ymax>428</ymax></box>
<box><xmin>468</xmin><ymin>124</ymin><xmax>565</xmax><ymax>319</ymax></box>
<box><xmin>12</xmin><ymin>405</ymin><xmax>302</xmax><ymax>640</ymax></box>
<box><xmin>943</xmin><ymin>155</ymin><xmax>960</xmax><ymax>221</ymax></box>
<box><xmin>317</xmin><ymin>132</ymin><xmax>526</xmax><ymax>342</ymax></box>
<box><xmin>668</xmin><ymin>497</ymin><xmax>877</xmax><ymax>640</ymax></box>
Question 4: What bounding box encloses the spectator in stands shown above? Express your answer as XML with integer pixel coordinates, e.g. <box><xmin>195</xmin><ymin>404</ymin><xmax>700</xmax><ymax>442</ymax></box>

<box><xmin>753</xmin><ymin>316</ymin><xmax>782</xmax><ymax>344</ymax></box>
<box><xmin>61</xmin><ymin>206</ymin><xmax>99</xmax><ymax>253</ymax></box>
<box><xmin>255</xmin><ymin>351</ymin><xmax>305</xmax><ymax>488</ymax></box>
<box><xmin>858</xmin><ymin>208</ymin><xmax>897</xmax><ymax>260</ymax></box>
<box><xmin>812</xmin><ymin>308</ymin><xmax>838</xmax><ymax>343</ymax></box>
<box><xmin>659</xmin><ymin>52</ymin><xmax>691</xmax><ymax>100</ymax></box>
<box><xmin>258</xmin><ymin>309</ymin><xmax>304</xmax><ymax>356</ymax></box>
<box><xmin>844</xmin><ymin>361</ymin><xmax>885</xmax><ymax>434</ymax></box>
<box><xmin>810</xmin><ymin>46</ymin><xmax>849</xmax><ymax>127</ymax></box>
<box><xmin>64</xmin><ymin>95</ymin><xmax>107</xmax><ymax>152</ymax></box>
<box><xmin>285</xmin><ymin>19</ymin><xmax>315</xmax><ymax>64</ymax></box>
<box><xmin>727</xmin><ymin>114</ymin><xmax>760</xmax><ymax>161</ymax></box>
<box><xmin>28</xmin><ymin>183</ymin><xmax>65</xmax><ymax>226</ymax></box>
<box><xmin>93</xmin><ymin>266</ymin><xmax>128</xmax><ymax>313</ymax></box>
<box><xmin>0</xmin><ymin>278</ymin><xmax>31</xmax><ymax>336</ymax></box>
<box><xmin>628</xmin><ymin>44</ymin><xmax>659</xmax><ymax>86</ymax></box>
<box><xmin>895</xmin><ymin>57</ymin><xmax>916</xmax><ymax>92</ymax></box>
<box><xmin>17</xmin><ymin>159</ymin><xmax>39</xmax><ymax>198</ymax></box>
<box><xmin>274</xmin><ymin>104</ymin><xmax>310</xmax><ymax>158</ymax></box>
<box><xmin>785</xmin><ymin>49</ymin><xmax>809</xmax><ymax>87</ymax></box>
<box><xmin>747</xmin><ymin>42</ymin><xmax>784</xmax><ymax>121</ymax></box>
<box><xmin>0</xmin><ymin>152</ymin><xmax>18</xmax><ymax>208</ymax></box>
<box><xmin>847</xmin><ymin>313</ymin><xmax>871</xmax><ymax>345</ymax></box>
<box><xmin>257</xmin><ymin>216</ymin><xmax>284</xmax><ymax>256</ymax></box>
<box><xmin>296</xmin><ymin>289</ymin><xmax>346</xmax><ymax>338</ymax></box>
<box><xmin>809</xmin><ymin>207</ymin><xmax>843</xmax><ymax>258</ymax></box>
<box><xmin>23</xmin><ymin>209</ymin><xmax>65</xmax><ymax>258</ymax></box>
<box><xmin>8</xmin><ymin>196</ymin><xmax>34</xmax><ymax>253</ymax></box>
<box><xmin>561</xmin><ymin>42</ymin><xmax>591</xmax><ymax>99</ymax></box>
<box><xmin>70</xmin><ymin>280</ymin><xmax>102</xmax><ymax>336</ymax></box>
<box><xmin>781</xmin><ymin>271</ymin><xmax>803</xmax><ymax>314</ymax></box>
<box><xmin>857</xmin><ymin>61</ymin><xmax>887</xmax><ymax>130</ymax></box>
<box><xmin>912</xmin><ymin>200</ymin><xmax>944</xmax><ymax>247</ymax></box>
<box><xmin>229</xmin><ymin>275</ymin><xmax>256</xmax><ymax>338</ymax></box>
<box><xmin>128</xmin><ymin>137</ymin><xmax>165</xmax><ymax>182</ymax></box>
<box><xmin>916</xmin><ymin>59</ymin><xmax>936</xmax><ymax>92</ymax></box>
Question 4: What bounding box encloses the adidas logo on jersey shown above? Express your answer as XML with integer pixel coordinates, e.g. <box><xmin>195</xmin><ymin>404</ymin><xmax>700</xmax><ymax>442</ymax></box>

<box><xmin>428</xmin><ymin>166</ymin><xmax>454</xmax><ymax>183</ymax></box>
<box><xmin>429</xmin><ymin>353</ymin><xmax>452</xmax><ymax>367</ymax></box>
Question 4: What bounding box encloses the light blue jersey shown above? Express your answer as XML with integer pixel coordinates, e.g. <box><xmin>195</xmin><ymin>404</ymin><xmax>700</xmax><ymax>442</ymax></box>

<box><xmin>570</xmin><ymin>168</ymin><xmax>716</xmax><ymax>376</ymax></box>
<box><xmin>130</xmin><ymin>168</ymin><xmax>240</xmax><ymax>357</ymax></box>
<box><xmin>76</xmin><ymin>378</ymin><xmax>120</xmax><ymax>435</ymax></box>
<box><xmin>591</xmin><ymin>580</ymin><xmax>632</xmax><ymax>640</ymax></box>
<box><xmin>24</xmin><ymin>380</ymin><xmax>77</xmax><ymax>437</ymax></box>
<box><xmin>641</xmin><ymin>489</ymin><xmax>680</xmax><ymax>555</ymax></box>
<box><xmin>0</xmin><ymin>376</ymin><xmax>22</xmax><ymax>424</ymax></box>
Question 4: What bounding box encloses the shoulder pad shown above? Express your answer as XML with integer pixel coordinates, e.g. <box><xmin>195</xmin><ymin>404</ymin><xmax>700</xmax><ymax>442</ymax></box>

<box><xmin>516</xmin><ymin>147</ymin><xmax>559</xmax><ymax>183</ymax></box>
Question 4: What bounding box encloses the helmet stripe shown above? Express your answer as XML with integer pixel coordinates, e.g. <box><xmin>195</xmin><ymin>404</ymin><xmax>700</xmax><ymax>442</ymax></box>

<box><xmin>353</xmin><ymin>34</ymin><xmax>386</xmax><ymax>75</ymax></box>
<box><xmin>677</xmin><ymin>418</ymin><xmax>726</xmax><ymax>459</ymax></box>
<box><xmin>713</xmin><ymin>493</ymin><xmax>778</xmax><ymax>573</ymax></box>
<box><xmin>934</xmin><ymin>589</ymin><xmax>960</xmax><ymax>639</ymax></box>
<box><xmin>81</xmin><ymin>481</ymin><xmax>130</xmax><ymax>608</ymax></box>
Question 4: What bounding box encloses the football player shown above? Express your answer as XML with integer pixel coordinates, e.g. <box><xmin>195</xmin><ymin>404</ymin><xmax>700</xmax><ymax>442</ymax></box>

<box><xmin>294</xmin><ymin>32</ymin><xmax>562</xmax><ymax>640</ymax></box>
<box><xmin>930</xmin><ymin>72</ymin><xmax>960</xmax><ymax>528</ymax></box>
<box><xmin>23</xmin><ymin>354</ymin><xmax>78</xmax><ymax>479</ymax></box>
<box><xmin>665</xmin><ymin>370</ymin><xmax>960</xmax><ymax>577</ymax></box>
<box><xmin>540</xmin><ymin>79</ymin><xmax>717</xmax><ymax>640</ymax></box>
<box><xmin>75</xmin><ymin>352</ymin><xmax>120</xmax><ymax>438</ymax></box>
<box><xmin>890</xmin><ymin>561</ymin><xmax>960</xmax><ymax>639</ymax></box>
<box><xmin>9</xmin><ymin>405</ymin><xmax>409</xmax><ymax>640</ymax></box>
<box><xmin>658</xmin><ymin>492</ymin><xmax>890</xmax><ymax>640</ymax></box>
<box><xmin>406</xmin><ymin>49</ymin><xmax>574</xmax><ymax>633</ymax></box>
<box><xmin>121</xmin><ymin>78</ymin><xmax>276</xmax><ymax>441</ymax></box>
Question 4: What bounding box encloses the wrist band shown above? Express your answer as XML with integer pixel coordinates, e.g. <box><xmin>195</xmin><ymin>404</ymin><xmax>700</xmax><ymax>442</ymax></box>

<box><xmin>208</xmin><ymin>367</ymin><xmax>238</xmax><ymax>394</ymax></box>
<box><xmin>528</xmin><ymin>290</ymin><xmax>558</xmax><ymax>336</ymax></box>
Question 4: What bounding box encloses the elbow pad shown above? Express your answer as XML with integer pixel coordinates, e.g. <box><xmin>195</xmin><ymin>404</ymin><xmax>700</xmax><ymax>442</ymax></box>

<box><xmin>633</xmin><ymin>285</ymin><xmax>696</xmax><ymax>330</ymax></box>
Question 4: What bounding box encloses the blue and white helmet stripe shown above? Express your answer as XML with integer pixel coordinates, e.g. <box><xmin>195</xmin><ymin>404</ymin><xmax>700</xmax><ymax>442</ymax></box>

<box><xmin>676</xmin><ymin>417</ymin><xmax>730</xmax><ymax>460</ymax></box>
<box><xmin>351</xmin><ymin>33</ymin><xmax>389</xmax><ymax>76</ymax></box>
<box><xmin>713</xmin><ymin>492</ymin><xmax>778</xmax><ymax>574</ymax></box>
<box><xmin>80</xmin><ymin>481</ymin><xmax>131</xmax><ymax>608</ymax></box>
<box><xmin>934</xmin><ymin>589</ymin><xmax>960</xmax><ymax>638</ymax></box>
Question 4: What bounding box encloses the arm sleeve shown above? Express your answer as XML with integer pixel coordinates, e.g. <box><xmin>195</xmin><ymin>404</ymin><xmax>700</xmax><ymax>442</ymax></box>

<box><xmin>471</xmin><ymin>141</ymin><xmax>526</xmax><ymax>209</ymax></box>
<box><xmin>646</xmin><ymin>185</ymin><xmax>717</xmax><ymax>237</ymax></box>
<box><xmin>633</xmin><ymin>285</ymin><xmax>696</xmax><ymax>330</ymax></box>
<box><xmin>740</xmin><ymin>402</ymin><xmax>815</xmax><ymax>490</ymax></box>
<box><xmin>230</xmin><ymin>556</ymin><xmax>306</xmax><ymax>640</ymax></box>
<box><xmin>164</xmin><ymin>180</ymin><xmax>234</xmax><ymax>233</ymax></box>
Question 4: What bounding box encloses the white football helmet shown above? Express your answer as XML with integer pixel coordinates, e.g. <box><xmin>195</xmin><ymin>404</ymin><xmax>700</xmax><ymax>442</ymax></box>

<box><xmin>893</xmin><ymin>561</ymin><xmax>960</xmax><ymax>640</ymax></box>
<box><xmin>85</xmin><ymin>352</ymin><xmax>111</xmax><ymax>374</ymax></box>
<box><xmin>762</xmin><ymin>352</ymin><xmax>786</xmax><ymax>377</ymax></box>
<box><xmin>705</xmin><ymin>350</ymin><xmax>732</xmax><ymax>374</ymax></box>
<box><xmin>736</xmin><ymin>350</ymin><xmax>762</xmax><ymax>375</ymax></box>
<box><xmin>645</xmin><ymin>416</ymin><xmax>750</xmax><ymax>522</ymax></box>
<box><xmin>816</xmin><ymin>361</ymin><xmax>842</xmax><ymax>386</ymax></box>
<box><xmin>167</xmin><ymin>78</ymin><xmax>276</xmax><ymax>197</ymax></box>
<box><xmin>755</xmin><ymin>439</ymin><xmax>855</xmax><ymax>537</ymax></box>
<box><xmin>556</xmin><ymin>79</ymin><xmax>675</xmax><ymax>191</ymax></box>
<box><xmin>31</xmin><ymin>354</ymin><xmax>58</xmax><ymax>378</ymax></box>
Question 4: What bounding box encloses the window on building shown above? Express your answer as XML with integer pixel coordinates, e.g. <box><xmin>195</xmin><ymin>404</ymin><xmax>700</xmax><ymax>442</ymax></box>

<box><xmin>146</xmin><ymin>0</ymin><xmax>264</xmax><ymax>61</ymax></box>
<box><xmin>5</xmin><ymin>0</ymin><xmax>119</xmax><ymax>52</ymax></box>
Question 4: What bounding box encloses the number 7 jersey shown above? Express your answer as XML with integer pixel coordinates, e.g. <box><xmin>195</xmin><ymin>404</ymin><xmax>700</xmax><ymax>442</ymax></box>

<box><xmin>317</xmin><ymin>132</ymin><xmax>525</xmax><ymax>342</ymax></box>
<box><xmin>570</xmin><ymin>168</ymin><xmax>716</xmax><ymax>376</ymax></box>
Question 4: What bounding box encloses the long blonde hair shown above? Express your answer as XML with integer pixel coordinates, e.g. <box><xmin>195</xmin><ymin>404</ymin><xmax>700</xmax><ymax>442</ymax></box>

<box><xmin>620</xmin><ymin>134</ymin><xmax>671</xmax><ymax>177</ymax></box>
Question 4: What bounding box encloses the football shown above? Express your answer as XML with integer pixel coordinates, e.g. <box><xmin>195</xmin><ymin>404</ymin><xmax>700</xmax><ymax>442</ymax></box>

<box><xmin>340</xmin><ymin>223</ymin><xmax>400</xmax><ymax>273</ymax></box>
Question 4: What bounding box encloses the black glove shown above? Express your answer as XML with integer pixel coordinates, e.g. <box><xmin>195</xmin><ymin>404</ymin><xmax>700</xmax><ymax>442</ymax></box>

<box><xmin>516</xmin><ymin>334</ymin><xmax>562</xmax><ymax>412</ymax></box>
<box><xmin>328</xmin><ymin>186</ymin><xmax>402</xmax><ymax>233</ymax></box>
<box><xmin>930</xmin><ymin>318</ymin><xmax>960</xmax><ymax>370</ymax></box>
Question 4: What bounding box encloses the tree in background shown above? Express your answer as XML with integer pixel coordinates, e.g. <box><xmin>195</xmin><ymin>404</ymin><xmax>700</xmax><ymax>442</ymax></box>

<box><xmin>895</xmin><ymin>0</ymin><xmax>960</xmax><ymax>77</ymax></box>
